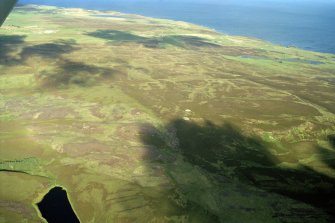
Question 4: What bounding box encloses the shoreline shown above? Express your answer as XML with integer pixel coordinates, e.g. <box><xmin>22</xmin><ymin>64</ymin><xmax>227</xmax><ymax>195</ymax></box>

<box><xmin>12</xmin><ymin>4</ymin><xmax>335</xmax><ymax>56</ymax></box>
<box><xmin>15</xmin><ymin>2</ymin><xmax>335</xmax><ymax>55</ymax></box>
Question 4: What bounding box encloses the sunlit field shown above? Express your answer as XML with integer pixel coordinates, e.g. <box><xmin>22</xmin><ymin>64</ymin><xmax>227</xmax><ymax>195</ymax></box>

<box><xmin>1</xmin><ymin>5</ymin><xmax>335</xmax><ymax>223</ymax></box>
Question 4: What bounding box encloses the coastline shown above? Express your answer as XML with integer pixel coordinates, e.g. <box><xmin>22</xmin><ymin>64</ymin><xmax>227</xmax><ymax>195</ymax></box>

<box><xmin>16</xmin><ymin>1</ymin><xmax>335</xmax><ymax>54</ymax></box>
<box><xmin>1</xmin><ymin>4</ymin><xmax>334</xmax><ymax>223</ymax></box>
<box><xmin>12</xmin><ymin>4</ymin><xmax>335</xmax><ymax>56</ymax></box>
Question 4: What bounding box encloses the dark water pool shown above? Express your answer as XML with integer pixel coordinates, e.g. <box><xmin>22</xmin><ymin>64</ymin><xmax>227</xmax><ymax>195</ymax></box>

<box><xmin>37</xmin><ymin>187</ymin><xmax>80</xmax><ymax>223</ymax></box>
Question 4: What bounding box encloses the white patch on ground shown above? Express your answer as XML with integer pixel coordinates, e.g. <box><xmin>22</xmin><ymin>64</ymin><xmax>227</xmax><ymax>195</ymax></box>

<box><xmin>38</xmin><ymin>30</ymin><xmax>58</xmax><ymax>34</ymax></box>
<box><xmin>33</xmin><ymin>112</ymin><xmax>42</xmax><ymax>119</ymax></box>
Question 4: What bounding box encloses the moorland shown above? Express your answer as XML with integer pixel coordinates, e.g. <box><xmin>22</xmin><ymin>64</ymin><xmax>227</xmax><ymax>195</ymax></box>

<box><xmin>0</xmin><ymin>4</ymin><xmax>335</xmax><ymax>223</ymax></box>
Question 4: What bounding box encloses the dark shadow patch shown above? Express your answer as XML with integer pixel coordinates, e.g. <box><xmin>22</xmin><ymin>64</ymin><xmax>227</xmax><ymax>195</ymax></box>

<box><xmin>313</xmin><ymin>143</ymin><xmax>335</xmax><ymax>171</ymax></box>
<box><xmin>20</xmin><ymin>39</ymin><xmax>78</xmax><ymax>60</ymax></box>
<box><xmin>0</xmin><ymin>37</ymin><xmax>79</xmax><ymax>67</ymax></box>
<box><xmin>1</xmin><ymin>36</ymin><xmax>120</xmax><ymax>88</ymax></box>
<box><xmin>160</xmin><ymin>35</ymin><xmax>222</xmax><ymax>48</ymax></box>
<box><xmin>0</xmin><ymin>169</ymin><xmax>29</xmax><ymax>174</ymax></box>
<box><xmin>140</xmin><ymin>119</ymin><xmax>335</xmax><ymax>220</ymax></box>
<box><xmin>37</xmin><ymin>59</ymin><xmax>114</xmax><ymax>87</ymax></box>
<box><xmin>87</xmin><ymin>30</ymin><xmax>147</xmax><ymax>42</ymax></box>
<box><xmin>142</xmin><ymin>120</ymin><xmax>277</xmax><ymax>174</ymax></box>
<box><xmin>0</xmin><ymin>34</ymin><xmax>26</xmax><ymax>66</ymax></box>
<box><xmin>37</xmin><ymin>187</ymin><xmax>80</xmax><ymax>223</ymax></box>
<box><xmin>328</xmin><ymin>135</ymin><xmax>335</xmax><ymax>149</ymax></box>
<box><xmin>86</xmin><ymin>30</ymin><xmax>221</xmax><ymax>49</ymax></box>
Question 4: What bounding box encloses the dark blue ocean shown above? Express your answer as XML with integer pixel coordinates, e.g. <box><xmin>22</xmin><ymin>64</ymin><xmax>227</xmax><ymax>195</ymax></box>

<box><xmin>19</xmin><ymin>0</ymin><xmax>335</xmax><ymax>54</ymax></box>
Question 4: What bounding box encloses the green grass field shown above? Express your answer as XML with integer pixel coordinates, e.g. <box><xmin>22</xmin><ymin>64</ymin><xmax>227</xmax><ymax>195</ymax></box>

<box><xmin>0</xmin><ymin>4</ymin><xmax>335</xmax><ymax>223</ymax></box>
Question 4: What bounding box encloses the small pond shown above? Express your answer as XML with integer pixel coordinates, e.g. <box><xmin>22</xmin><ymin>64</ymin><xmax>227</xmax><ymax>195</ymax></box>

<box><xmin>37</xmin><ymin>186</ymin><xmax>80</xmax><ymax>223</ymax></box>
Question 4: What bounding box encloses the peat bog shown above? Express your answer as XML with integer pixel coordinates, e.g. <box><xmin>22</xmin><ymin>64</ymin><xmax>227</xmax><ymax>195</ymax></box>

<box><xmin>1</xmin><ymin>4</ymin><xmax>334</xmax><ymax>223</ymax></box>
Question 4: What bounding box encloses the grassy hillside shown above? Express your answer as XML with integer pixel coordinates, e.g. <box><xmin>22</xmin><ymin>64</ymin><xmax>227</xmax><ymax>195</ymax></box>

<box><xmin>0</xmin><ymin>4</ymin><xmax>334</xmax><ymax>223</ymax></box>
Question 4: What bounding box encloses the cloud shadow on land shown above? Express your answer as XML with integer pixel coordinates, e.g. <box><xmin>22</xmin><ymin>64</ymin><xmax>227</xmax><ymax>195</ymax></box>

<box><xmin>328</xmin><ymin>134</ymin><xmax>335</xmax><ymax>149</ymax></box>
<box><xmin>313</xmin><ymin>136</ymin><xmax>335</xmax><ymax>171</ymax></box>
<box><xmin>37</xmin><ymin>59</ymin><xmax>115</xmax><ymax>88</ymax></box>
<box><xmin>0</xmin><ymin>37</ymin><xmax>79</xmax><ymax>67</ymax></box>
<box><xmin>0</xmin><ymin>34</ymin><xmax>26</xmax><ymax>66</ymax></box>
<box><xmin>0</xmin><ymin>37</ymin><xmax>119</xmax><ymax>88</ymax></box>
<box><xmin>19</xmin><ymin>39</ymin><xmax>126</xmax><ymax>88</ymax></box>
<box><xmin>20</xmin><ymin>39</ymin><xmax>78</xmax><ymax>60</ymax></box>
<box><xmin>86</xmin><ymin>30</ymin><xmax>221</xmax><ymax>49</ymax></box>
<box><xmin>140</xmin><ymin>119</ymin><xmax>335</xmax><ymax>221</ymax></box>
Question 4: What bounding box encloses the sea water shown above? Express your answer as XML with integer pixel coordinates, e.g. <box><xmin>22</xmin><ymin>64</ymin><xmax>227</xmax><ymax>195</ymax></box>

<box><xmin>18</xmin><ymin>0</ymin><xmax>335</xmax><ymax>54</ymax></box>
